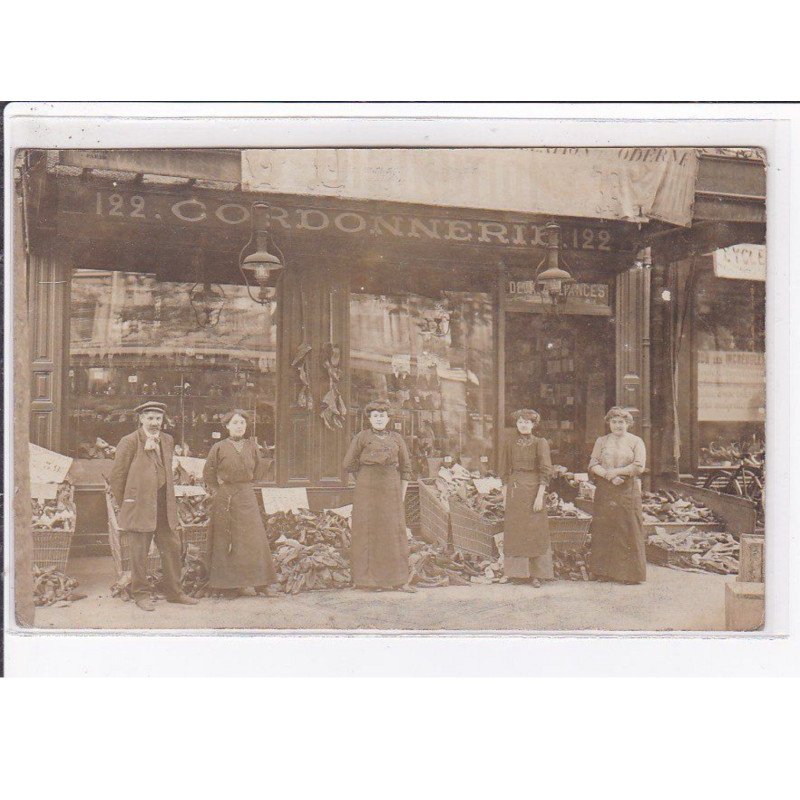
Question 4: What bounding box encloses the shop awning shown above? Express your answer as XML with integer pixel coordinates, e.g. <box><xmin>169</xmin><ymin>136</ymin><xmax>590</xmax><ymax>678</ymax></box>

<box><xmin>242</xmin><ymin>148</ymin><xmax>700</xmax><ymax>228</ymax></box>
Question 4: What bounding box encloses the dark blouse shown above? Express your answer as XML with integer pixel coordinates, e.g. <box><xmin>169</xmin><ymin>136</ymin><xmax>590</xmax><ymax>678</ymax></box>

<box><xmin>203</xmin><ymin>438</ymin><xmax>262</xmax><ymax>488</ymax></box>
<box><xmin>342</xmin><ymin>430</ymin><xmax>412</xmax><ymax>481</ymax></box>
<box><xmin>498</xmin><ymin>434</ymin><xmax>552</xmax><ymax>487</ymax></box>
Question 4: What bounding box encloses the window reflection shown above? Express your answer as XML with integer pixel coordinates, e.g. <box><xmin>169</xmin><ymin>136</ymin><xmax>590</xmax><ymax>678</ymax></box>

<box><xmin>349</xmin><ymin>291</ymin><xmax>494</xmax><ymax>477</ymax></box>
<box><xmin>68</xmin><ymin>270</ymin><xmax>277</xmax><ymax>476</ymax></box>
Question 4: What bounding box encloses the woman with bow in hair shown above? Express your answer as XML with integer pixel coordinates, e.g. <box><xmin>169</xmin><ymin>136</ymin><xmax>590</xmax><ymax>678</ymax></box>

<box><xmin>203</xmin><ymin>409</ymin><xmax>279</xmax><ymax>597</ymax></box>
<box><xmin>498</xmin><ymin>409</ymin><xmax>554</xmax><ymax>587</ymax></box>
<box><xmin>343</xmin><ymin>399</ymin><xmax>415</xmax><ymax>592</ymax></box>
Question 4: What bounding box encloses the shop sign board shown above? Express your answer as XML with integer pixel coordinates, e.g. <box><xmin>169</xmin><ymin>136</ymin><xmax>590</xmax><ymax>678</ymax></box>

<box><xmin>58</xmin><ymin>182</ymin><xmax>633</xmax><ymax>255</ymax></box>
<box><xmin>505</xmin><ymin>276</ymin><xmax>612</xmax><ymax>315</ymax></box>
<box><xmin>697</xmin><ymin>350</ymin><xmax>765</xmax><ymax>422</ymax></box>
<box><xmin>712</xmin><ymin>244</ymin><xmax>766</xmax><ymax>281</ymax></box>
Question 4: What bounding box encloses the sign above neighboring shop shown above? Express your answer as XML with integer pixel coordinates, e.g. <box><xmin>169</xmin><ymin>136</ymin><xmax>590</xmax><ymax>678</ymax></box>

<box><xmin>57</xmin><ymin>182</ymin><xmax>635</xmax><ymax>255</ymax></box>
<box><xmin>505</xmin><ymin>274</ymin><xmax>612</xmax><ymax>315</ymax></box>
<box><xmin>242</xmin><ymin>148</ymin><xmax>699</xmax><ymax>227</ymax></box>
<box><xmin>712</xmin><ymin>244</ymin><xmax>766</xmax><ymax>281</ymax></box>
<box><xmin>697</xmin><ymin>350</ymin><xmax>766</xmax><ymax>422</ymax></box>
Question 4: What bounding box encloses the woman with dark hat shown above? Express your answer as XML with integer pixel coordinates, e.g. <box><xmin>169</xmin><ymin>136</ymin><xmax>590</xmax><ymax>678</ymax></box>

<box><xmin>498</xmin><ymin>409</ymin><xmax>553</xmax><ymax>587</ymax></box>
<box><xmin>343</xmin><ymin>399</ymin><xmax>415</xmax><ymax>592</ymax></box>
<box><xmin>587</xmin><ymin>406</ymin><xmax>647</xmax><ymax>584</ymax></box>
<box><xmin>203</xmin><ymin>409</ymin><xmax>279</xmax><ymax>597</ymax></box>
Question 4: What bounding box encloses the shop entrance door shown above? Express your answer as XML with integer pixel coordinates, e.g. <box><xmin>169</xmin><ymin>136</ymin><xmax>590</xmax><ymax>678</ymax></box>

<box><xmin>504</xmin><ymin>313</ymin><xmax>616</xmax><ymax>471</ymax></box>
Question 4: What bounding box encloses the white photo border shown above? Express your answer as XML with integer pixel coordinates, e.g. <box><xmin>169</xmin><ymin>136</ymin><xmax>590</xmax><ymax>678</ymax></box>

<box><xmin>3</xmin><ymin>103</ymin><xmax>794</xmax><ymax>675</ymax></box>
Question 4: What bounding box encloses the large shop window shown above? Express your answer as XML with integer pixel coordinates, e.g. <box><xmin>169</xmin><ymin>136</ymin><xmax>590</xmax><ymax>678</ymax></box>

<box><xmin>349</xmin><ymin>291</ymin><xmax>495</xmax><ymax>478</ymax></box>
<box><xmin>695</xmin><ymin>269</ymin><xmax>765</xmax><ymax>466</ymax></box>
<box><xmin>68</xmin><ymin>270</ymin><xmax>278</xmax><ymax>477</ymax></box>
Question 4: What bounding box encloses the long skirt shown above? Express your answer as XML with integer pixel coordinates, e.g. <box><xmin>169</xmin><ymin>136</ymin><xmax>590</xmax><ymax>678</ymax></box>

<box><xmin>588</xmin><ymin>477</ymin><xmax>647</xmax><ymax>583</ymax></box>
<box><xmin>351</xmin><ymin>464</ymin><xmax>409</xmax><ymax>589</ymax></box>
<box><xmin>207</xmin><ymin>482</ymin><xmax>277</xmax><ymax>589</ymax></box>
<box><xmin>504</xmin><ymin>553</ymin><xmax>554</xmax><ymax>580</ymax></box>
<box><xmin>503</xmin><ymin>470</ymin><xmax>554</xmax><ymax>579</ymax></box>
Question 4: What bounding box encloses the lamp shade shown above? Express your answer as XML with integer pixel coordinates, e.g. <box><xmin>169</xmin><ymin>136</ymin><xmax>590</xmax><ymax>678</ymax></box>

<box><xmin>242</xmin><ymin>249</ymin><xmax>283</xmax><ymax>283</ymax></box>
<box><xmin>535</xmin><ymin>264</ymin><xmax>575</xmax><ymax>298</ymax></box>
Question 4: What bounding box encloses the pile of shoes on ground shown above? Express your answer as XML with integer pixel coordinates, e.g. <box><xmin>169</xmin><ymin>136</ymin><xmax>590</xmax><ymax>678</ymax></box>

<box><xmin>408</xmin><ymin>539</ymin><xmax>505</xmax><ymax>587</ymax></box>
<box><xmin>647</xmin><ymin>526</ymin><xmax>740</xmax><ymax>575</ymax></box>
<box><xmin>552</xmin><ymin>547</ymin><xmax>591</xmax><ymax>581</ymax></box>
<box><xmin>642</xmin><ymin>490</ymin><xmax>720</xmax><ymax>525</ymax></box>
<box><xmin>33</xmin><ymin>565</ymin><xmax>87</xmax><ymax>607</ymax></box>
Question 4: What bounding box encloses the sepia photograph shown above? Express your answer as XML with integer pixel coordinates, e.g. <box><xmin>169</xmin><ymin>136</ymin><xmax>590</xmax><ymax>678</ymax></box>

<box><xmin>8</xmin><ymin>138</ymin><xmax>769</xmax><ymax>633</ymax></box>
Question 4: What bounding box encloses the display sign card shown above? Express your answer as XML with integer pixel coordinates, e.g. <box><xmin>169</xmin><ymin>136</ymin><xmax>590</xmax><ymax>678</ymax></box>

<box><xmin>328</xmin><ymin>504</ymin><xmax>353</xmax><ymax>520</ymax></box>
<box><xmin>173</xmin><ymin>456</ymin><xmax>206</xmax><ymax>480</ymax></box>
<box><xmin>29</xmin><ymin>444</ymin><xmax>73</xmax><ymax>485</ymax></box>
<box><xmin>474</xmin><ymin>477</ymin><xmax>503</xmax><ymax>494</ymax></box>
<box><xmin>30</xmin><ymin>482</ymin><xmax>59</xmax><ymax>500</ymax></box>
<box><xmin>174</xmin><ymin>485</ymin><xmax>207</xmax><ymax>497</ymax></box>
<box><xmin>261</xmin><ymin>487</ymin><xmax>309</xmax><ymax>514</ymax></box>
<box><xmin>391</xmin><ymin>353</ymin><xmax>411</xmax><ymax>373</ymax></box>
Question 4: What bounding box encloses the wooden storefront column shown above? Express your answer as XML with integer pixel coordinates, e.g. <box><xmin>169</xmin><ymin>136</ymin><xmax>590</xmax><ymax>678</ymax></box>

<box><xmin>14</xmin><ymin>158</ymin><xmax>35</xmax><ymax>627</ymax></box>
<box><xmin>276</xmin><ymin>262</ymin><xmax>349</xmax><ymax>489</ymax></box>
<box><xmin>28</xmin><ymin>241</ymin><xmax>70</xmax><ymax>451</ymax></box>
<box><xmin>615</xmin><ymin>260</ymin><xmax>652</xmax><ymax>484</ymax></box>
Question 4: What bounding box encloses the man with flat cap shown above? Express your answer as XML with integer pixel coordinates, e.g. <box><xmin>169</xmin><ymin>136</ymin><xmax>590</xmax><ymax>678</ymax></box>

<box><xmin>110</xmin><ymin>401</ymin><xmax>199</xmax><ymax>611</ymax></box>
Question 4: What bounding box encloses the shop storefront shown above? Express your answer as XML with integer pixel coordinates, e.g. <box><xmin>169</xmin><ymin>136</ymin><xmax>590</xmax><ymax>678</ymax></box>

<box><xmin>646</xmin><ymin>151</ymin><xmax>767</xmax><ymax>479</ymax></box>
<box><xmin>23</xmin><ymin>147</ymin><xmax>707</xmax><ymax>550</ymax></box>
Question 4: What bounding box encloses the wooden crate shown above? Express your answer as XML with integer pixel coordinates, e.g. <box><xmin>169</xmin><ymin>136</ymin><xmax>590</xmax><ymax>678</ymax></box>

<box><xmin>645</xmin><ymin>542</ymin><xmax>703</xmax><ymax>567</ymax></box>
<box><xmin>643</xmin><ymin>520</ymin><xmax>724</xmax><ymax>537</ymax></box>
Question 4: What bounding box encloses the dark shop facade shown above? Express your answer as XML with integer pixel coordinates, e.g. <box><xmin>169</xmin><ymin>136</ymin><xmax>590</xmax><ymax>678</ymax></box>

<box><xmin>18</xmin><ymin>147</ymin><xmax>765</xmax><ymax>551</ymax></box>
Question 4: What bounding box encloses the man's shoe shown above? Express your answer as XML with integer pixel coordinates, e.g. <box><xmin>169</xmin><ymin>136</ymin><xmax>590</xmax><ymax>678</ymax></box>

<box><xmin>135</xmin><ymin>597</ymin><xmax>156</xmax><ymax>612</ymax></box>
<box><xmin>168</xmin><ymin>593</ymin><xmax>199</xmax><ymax>605</ymax></box>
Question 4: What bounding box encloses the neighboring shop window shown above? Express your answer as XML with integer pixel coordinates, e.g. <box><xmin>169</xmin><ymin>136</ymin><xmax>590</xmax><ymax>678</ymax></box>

<box><xmin>349</xmin><ymin>292</ymin><xmax>495</xmax><ymax>478</ymax></box>
<box><xmin>695</xmin><ymin>269</ymin><xmax>765</xmax><ymax>466</ymax></box>
<box><xmin>68</xmin><ymin>270</ymin><xmax>278</xmax><ymax>477</ymax></box>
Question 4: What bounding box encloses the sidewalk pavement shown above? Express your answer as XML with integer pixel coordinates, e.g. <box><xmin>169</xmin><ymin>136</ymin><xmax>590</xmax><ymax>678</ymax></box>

<box><xmin>30</xmin><ymin>556</ymin><xmax>729</xmax><ymax>631</ymax></box>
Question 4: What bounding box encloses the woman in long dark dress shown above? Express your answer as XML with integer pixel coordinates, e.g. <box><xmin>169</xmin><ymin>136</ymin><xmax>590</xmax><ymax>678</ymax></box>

<box><xmin>499</xmin><ymin>409</ymin><xmax>553</xmax><ymax>588</ymax></box>
<box><xmin>203</xmin><ymin>409</ymin><xmax>279</xmax><ymax>597</ymax></box>
<box><xmin>587</xmin><ymin>406</ymin><xmax>647</xmax><ymax>584</ymax></box>
<box><xmin>343</xmin><ymin>399</ymin><xmax>415</xmax><ymax>592</ymax></box>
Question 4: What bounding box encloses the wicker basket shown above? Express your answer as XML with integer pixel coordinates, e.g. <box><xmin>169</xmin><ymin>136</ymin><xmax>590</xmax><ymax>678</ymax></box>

<box><xmin>449</xmin><ymin>495</ymin><xmax>502</xmax><ymax>558</ymax></box>
<box><xmin>32</xmin><ymin>529</ymin><xmax>75</xmax><ymax>573</ymax></box>
<box><xmin>181</xmin><ymin>524</ymin><xmax>210</xmax><ymax>559</ymax></box>
<box><xmin>548</xmin><ymin>514</ymin><xmax>592</xmax><ymax>552</ymax></box>
<box><xmin>417</xmin><ymin>478</ymin><xmax>451</xmax><ymax>547</ymax></box>
<box><xmin>31</xmin><ymin>483</ymin><xmax>76</xmax><ymax>572</ymax></box>
<box><xmin>404</xmin><ymin>482</ymin><xmax>421</xmax><ymax>534</ymax></box>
